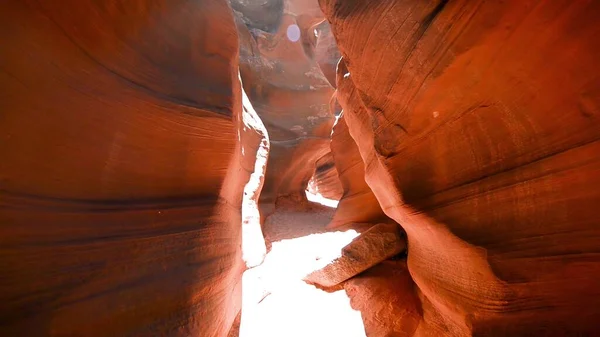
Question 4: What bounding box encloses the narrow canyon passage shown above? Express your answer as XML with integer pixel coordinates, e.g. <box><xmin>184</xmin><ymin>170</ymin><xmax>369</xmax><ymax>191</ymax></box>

<box><xmin>230</xmin><ymin>188</ymin><xmax>415</xmax><ymax>337</ymax></box>
<box><xmin>229</xmin><ymin>2</ymin><xmax>380</xmax><ymax>333</ymax></box>
<box><xmin>2</xmin><ymin>0</ymin><xmax>600</xmax><ymax>336</ymax></box>
<box><xmin>231</xmin><ymin>197</ymin><xmax>366</xmax><ymax>337</ymax></box>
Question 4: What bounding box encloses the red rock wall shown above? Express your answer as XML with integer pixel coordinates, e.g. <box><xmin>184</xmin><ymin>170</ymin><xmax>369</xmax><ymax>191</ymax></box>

<box><xmin>308</xmin><ymin>152</ymin><xmax>343</xmax><ymax>200</ymax></box>
<box><xmin>323</xmin><ymin>0</ymin><xmax>600</xmax><ymax>335</ymax></box>
<box><xmin>0</xmin><ymin>0</ymin><xmax>255</xmax><ymax>335</ymax></box>
<box><xmin>329</xmin><ymin>114</ymin><xmax>389</xmax><ymax>228</ymax></box>
<box><xmin>314</xmin><ymin>22</ymin><xmax>341</xmax><ymax>88</ymax></box>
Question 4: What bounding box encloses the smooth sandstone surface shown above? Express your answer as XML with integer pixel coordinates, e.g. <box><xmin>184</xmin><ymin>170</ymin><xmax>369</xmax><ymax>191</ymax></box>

<box><xmin>0</xmin><ymin>0</ymin><xmax>258</xmax><ymax>335</ymax></box>
<box><xmin>309</xmin><ymin>152</ymin><xmax>344</xmax><ymax>201</ymax></box>
<box><xmin>328</xmin><ymin>114</ymin><xmax>390</xmax><ymax>228</ymax></box>
<box><xmin>323</xmin><ymin>0</ymin><xmax>600</xmax><ymax>335</ymax></box>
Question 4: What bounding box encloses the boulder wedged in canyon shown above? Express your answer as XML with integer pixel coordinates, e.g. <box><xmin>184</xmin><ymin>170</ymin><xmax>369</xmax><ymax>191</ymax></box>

<box><xmin>305</xmin><ymin>223</ymin><xmax>406</xmax><ymax>287</ymax></box>
<box><xmin>233</xmin><ymin>0</ymin><xmax>337</xmax><ymax>211</ymax></box>
<box><xmin>0</xmin><ymin>0</ymin><xmax>259</xmax><ymax>335</ymax></box>
<box><xmin>323</xmin><ymin>0</ymin><xmax>600</xmax><ymax>335</ymax></box>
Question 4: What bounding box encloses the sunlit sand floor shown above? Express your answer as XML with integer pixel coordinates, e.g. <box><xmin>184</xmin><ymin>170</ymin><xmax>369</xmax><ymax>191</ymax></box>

<box><xmin>233</xmin><ymin>200</ymin><xmax>367</xmax><ymax>337</ymax></box>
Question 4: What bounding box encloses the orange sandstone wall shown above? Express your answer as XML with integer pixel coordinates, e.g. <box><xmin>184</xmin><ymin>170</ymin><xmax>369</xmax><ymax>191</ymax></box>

<box><xmin>323</xmin><ymin>0</ymin><xmax>600</xmax><ymax>335</ymax></box>
<box><xmin>0</xmin><ymin>0</ymin><xmax>256</xmax><ymax>336</ymax></box>
<box><xmin>328</xmin><ymin>114</ymin><xmax>389</xmax><ymax>228</ymax></box>
<box><xmin>310</xmin><ymin>152</ymin><xmax>344</xmax><ymax>200</ymax></box>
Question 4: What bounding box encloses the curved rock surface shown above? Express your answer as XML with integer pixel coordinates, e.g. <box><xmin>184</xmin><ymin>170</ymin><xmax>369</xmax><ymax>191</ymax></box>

<box><xmin>0</xmin><ymin>0</ymin><xmax>259</xmax><ymax>335</ymax></box>
<box><xmin>344</xmin><ymin>260</ymin><xmax>421</xmax><ymax>337</ymax></box>
<box><xmin>314</xmin><ymin>22</ymin><xmax>341</xmax><ymax>88</ymax></box>
<box><xmin>323</xmin><ymin>0</ymin><xmax>600</xmax><ymax>335</ymax></box>
<box><xmin>234</xmin><ymin>0</ymin><xmax>337</xmax><ymax>210</ymax></box>
<box><xmin>308</xmin><ymin>152</ymin><xmax>343</xmax><ymax>201</ymax></box>
<box><xmin>328</xmin><ymin>114</ymin><xmax>390</xmax><ymax>228</ymax></box>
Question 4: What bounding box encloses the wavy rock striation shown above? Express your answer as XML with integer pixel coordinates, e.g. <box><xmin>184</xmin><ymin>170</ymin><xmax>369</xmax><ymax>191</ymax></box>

<box><xmin>323</xmin><ymin>0</ymin><xmax>600</xmax><ymax>335</ymax></box>
<box><xmin>0</xmin><ymin>0</ymin><xmax>261</xmax><ymax>335</ymax></box>
<box><xmin>328</xmin><ymin>114</ymin><xmax>390</xmax><ymax>228</ymax></box>
<box><xmin>308</xmin><ymin>152</ymin><xmax>343</xmax><ymax>201</ymax></box>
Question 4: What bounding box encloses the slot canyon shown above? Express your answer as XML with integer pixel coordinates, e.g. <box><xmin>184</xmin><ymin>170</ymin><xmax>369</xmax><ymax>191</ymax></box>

<box><xmin>1</xmin><ymin>0</ymin><xmax>599</xmax><ymax>336</ymax></box>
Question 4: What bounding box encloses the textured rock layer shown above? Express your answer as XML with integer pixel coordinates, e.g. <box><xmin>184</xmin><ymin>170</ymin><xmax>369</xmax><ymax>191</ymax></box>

<box><xmin>308</xmin><ymin>152</ymin><xmax>343</xmax><ymax>201</ymax></box>
<box><xmin>323</xmin><ymin>0</ymin><xmax>600</xmax><ymax>335</ymax></box>
<box><xmin>329</xmin><ymin>114</ymin><xmax>389</xmax><ymax>228</ymax></box>
<box><xmin>344</xmin><ymin>261</ymin><xmax>421</xmax><ymax>337</ymax></box>
<box><xmin>0</xmin><ymin>0</ymin><xmax>256</xmax><ymax>335</ymax></box>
